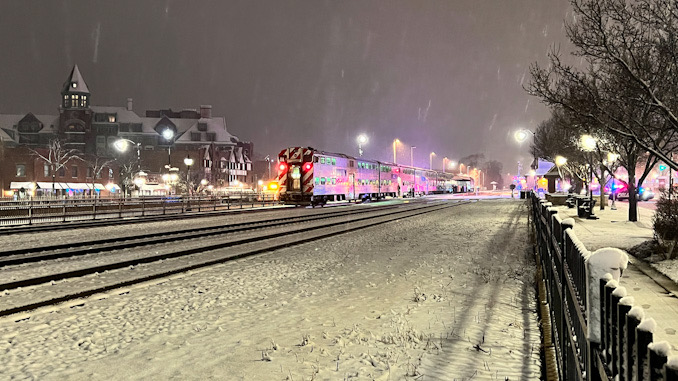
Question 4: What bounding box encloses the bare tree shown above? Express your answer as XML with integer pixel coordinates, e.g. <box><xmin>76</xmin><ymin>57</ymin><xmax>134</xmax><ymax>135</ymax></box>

<box><xmin>82</xmin><ymin>154</ymin><xmax>116</xmax><ymax>198</ymax></box>
<box><xmin>29</xmin><ymin>139</ymin><xmax>82</xmax><ymax>196</ymax></box>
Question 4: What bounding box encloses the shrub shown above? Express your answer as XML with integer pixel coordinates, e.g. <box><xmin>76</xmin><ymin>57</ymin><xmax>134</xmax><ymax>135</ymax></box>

<box><xmin>652</xmin><ymin>188</ymin><xmax>678</xmax><ymax>259</ymax></box>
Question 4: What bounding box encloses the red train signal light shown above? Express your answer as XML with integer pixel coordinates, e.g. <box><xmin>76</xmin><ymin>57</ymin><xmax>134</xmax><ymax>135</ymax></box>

<box><xmin>304</xmin><ymin>163</ymin><xmax>312</xmax><ymax>171</ymax></box>
<box><xmin>278</xmin><ymin>162</ymin><xmax>288</xmax><ymax>172</ymax></box>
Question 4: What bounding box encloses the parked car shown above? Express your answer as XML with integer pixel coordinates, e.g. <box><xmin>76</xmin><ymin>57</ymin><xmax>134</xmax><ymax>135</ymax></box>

<box><xmin>616</xmin><ymin>187</ymin><xmax>654</xmax><ymax>201</ymax></box>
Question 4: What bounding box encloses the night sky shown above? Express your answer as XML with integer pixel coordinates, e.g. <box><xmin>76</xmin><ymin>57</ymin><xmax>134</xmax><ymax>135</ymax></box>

<box><xmin>0</xmin><ymin>0</ymin><xmax>571</xmax><ymax>172</ymax></box>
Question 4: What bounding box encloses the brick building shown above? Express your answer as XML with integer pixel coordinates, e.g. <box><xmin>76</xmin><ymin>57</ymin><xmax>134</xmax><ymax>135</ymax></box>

<box><xmin>0</xmin><ymin>65</ymin><xmax>253</xmax><ymax>198</ymax></box>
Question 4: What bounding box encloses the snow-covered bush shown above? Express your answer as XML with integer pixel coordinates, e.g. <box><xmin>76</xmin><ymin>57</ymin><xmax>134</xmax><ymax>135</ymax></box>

<box><xmin>652</xmin><ymin>189</ymin><xmax>678</xmax><ymax>259</ymax></box>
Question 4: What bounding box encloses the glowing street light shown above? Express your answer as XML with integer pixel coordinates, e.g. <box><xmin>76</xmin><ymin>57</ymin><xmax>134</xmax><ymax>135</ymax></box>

<box><xmin>184</xmin><ymin>156</ymin><xmax>194</xmax><ymax>195</ymax></box>
<box><xmin>429</xmin><ymin>152</ymin><xmax>436</xmax><ymax>170</ymax></box>
<box><xmin>580</xmin><ymin>134</ymin><xmax>596</xmax><ymax>152</ymax></box>
<box><xmin>514</xmin><ymin>129</ymin><xmax>534</xmax><ymax>143</ymax></box>
<box><xmin>357</xmin><ymin>134</ymin><xmax>368</xmax><ymax>157</ymax></box>
<box><xmin>393</xmin><ymin>139</ymin><xmax>400</xmax><ymax>164</ymax></box>
<box><xmin>555</xmin><ymin>155</ymin><xmax>567</xmax><ymax>167</ymax></box>
<box><xmin>410</xmin><ymin>146</ymin><xmax>416</xmax><ymax>167</ymax></box>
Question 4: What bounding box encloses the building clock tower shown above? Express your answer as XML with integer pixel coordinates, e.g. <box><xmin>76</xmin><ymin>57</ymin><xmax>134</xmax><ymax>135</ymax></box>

<box><xmin>58</xmin><ymin>65</ymin><xmax>94</xmax><ymax>152</ymax></box>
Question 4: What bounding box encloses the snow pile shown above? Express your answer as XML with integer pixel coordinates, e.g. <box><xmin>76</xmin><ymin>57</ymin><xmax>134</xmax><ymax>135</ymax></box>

<box><xmin>586</xmin><ymin>248</ymin><xmax>629</xmax><ymax>343</ymax></box>
<box><xmin>648</xmin><ymin>341</ymin><xmax>673</xmax><ymax>357</ymax></box>
<box><xmin>667</xmin><ymin>355</ymin><xmax>678</xmax><ymax>370</ymax></box>
<box><xmin>619</xmin><ymin>296</ymin><xmax>634</xmax><ymax>306</ymax></box>
<box><xmin>561</xmin><ymin>218</ymin><xmax>575</xmax><ymax>230</ymax></box>
<box><xmin>638</xmin><ymin>318</ymin><xmax>657</xmax><ymax>333</ymax></box>
<box><xmin>612</xmin><ymin>286</ymin><xmax>627</xmax><ymax>298</ymax></box>
<box><xmin>628</xmin><ymin>306</ymin><xmax>645</xmax><ymax>321</ymax></box>
<box><xmin>606</xmin><ymin>279</ymin><xmax>619</xmax><ymax>289</ymax></box>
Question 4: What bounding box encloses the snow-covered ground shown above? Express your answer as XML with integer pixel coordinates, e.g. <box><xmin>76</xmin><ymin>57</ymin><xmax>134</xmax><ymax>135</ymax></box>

<box><xmin>551</xmin><ymin>200</ymin><xmax>678</xmax><ymax>283</ymax></box>
<box><xmin>0</xmin><ymin>199</ymin><xmax>541</xmax><ymax>380</ymax></box>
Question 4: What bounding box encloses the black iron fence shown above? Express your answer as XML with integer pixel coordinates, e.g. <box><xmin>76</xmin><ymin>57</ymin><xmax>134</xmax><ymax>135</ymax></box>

<box><xmin>0</xmin><ymin>193</ymin><xmax>279</xmax><ymax>226</ymax></box>
<box><xmin>529</xmin><ymin>192</ymin><xmax>677</xmax><ymax>380</ymax></box>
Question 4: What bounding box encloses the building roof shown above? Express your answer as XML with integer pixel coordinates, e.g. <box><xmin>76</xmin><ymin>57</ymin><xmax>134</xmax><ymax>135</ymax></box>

<box><xmin>0</xmin><ymin>114</ymin><xmax>59</xmax><ymax>141</ymax></box>
<box><xmin>62</xmin><ymin>65</ymin><xmax>90</xmax><ymax>94</ymax></box>
<box><xmin>536</xmin><ymin>159</ymin><xmax>555</xmax><ymax>176</ymax></box>
<box><xmin>91</xmin><ymin>106</ymin><xmax>142</xmax><ymax>123</ymax></box>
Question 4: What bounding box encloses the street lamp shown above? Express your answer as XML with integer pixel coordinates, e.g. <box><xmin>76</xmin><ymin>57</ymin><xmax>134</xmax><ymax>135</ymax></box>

<box><xmin>410</xmin><ymin>146</ymin><xmax>416</xmax><ymax>167</ymax></box>
<box><xmin>114</xmin><ymin>138</ymin><xmax>141</xmax><ymax>171</ymax></box>
<box><xmin>357</xmin><ymin>134</ymin><xmax>368</xmax><ymax>157</ymax></box>
<box><xmin>429</xmin><ymin>152</ymin><xmax>436</xmax><ymax>170</ymax></box>
<box><xmin>184</xmin><ymin>156</ymin><xmax>194</xmax><ymax>195</ymax></box>
<box><xmin>443</xmin><ymin>157</ymin><xmax>448</xmax><ymax>173</ymax></box>
<box><xmin>580</xmin><ymin>134</ymin><xmax>597</xmax><ymax>204</ymax></box>
<box><xmin>162</xmin><ymin>128</ymin><xmax>175</xmax><ymax>166</ymax></box>
<box><xmin>393</xmin><ymin>139</ymin><xmax>400</xmax><ymax>164</ymax></box>
<box><xmin>459</xmin><ymin>163</ymin><xmax>464</xmax><ymax>175</ymax></box>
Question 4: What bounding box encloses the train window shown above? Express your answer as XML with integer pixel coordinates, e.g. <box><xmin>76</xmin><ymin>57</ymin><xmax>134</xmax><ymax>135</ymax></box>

<box><xmin>320</xmin><ymin>157</ymin><xmax>325</xmax><ymax>164</ymax></box>
<box><xmin>332</xmin><ymin>178</ymin><xmax>336</xmax><ymax>185</ymax></box>
<box><xmin>314</xmin><ymin>157</ymin><xmax>319</xmax><ymax>163</ymax></box>
<box><xmin>349</xmin><ymin>160</ymin><xmax>354</xmax><ymax>167</ymax></box>
<box><xmin>320</xmin><ymin>177</ymin><xmax>326</xmax><ymax>185</ymax></box>
<box><xmin>332</xmin><ymin>158</ymin><xmax>336</xmax><ymax>165</ymax></box>
<box><xmin>315</xmin><ymin>177</ymin><xmax>319</xmax><ymax>184</ymax></box>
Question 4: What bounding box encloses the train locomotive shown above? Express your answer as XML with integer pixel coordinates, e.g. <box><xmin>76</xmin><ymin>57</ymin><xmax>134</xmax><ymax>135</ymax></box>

<box><xmin>277</xmin><ymin>147</ymin><xmax>472</xmax><ymax>206</ymax></box>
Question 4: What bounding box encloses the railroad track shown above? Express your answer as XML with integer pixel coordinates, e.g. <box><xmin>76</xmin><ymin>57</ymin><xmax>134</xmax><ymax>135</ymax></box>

<box><xmin>0</xmin><ymin>202</ymin><xmax>294</xmax><ymax>235</ymax></box>
<box><xmin>0</xmin><ymin>200</ymin><xmax>471</xmax><ymax>318</ymax></box>
<box><xmin>0</xmin><ymin>202</ymin><xmax>408</xmax><ymax>267</ymax></box>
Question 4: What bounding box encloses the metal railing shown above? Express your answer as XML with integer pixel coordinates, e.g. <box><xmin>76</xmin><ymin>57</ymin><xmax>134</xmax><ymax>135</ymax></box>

<box><xmin>529</xmin><ymin>192</ymin><xmax>677</xmax><ymax>381</ymax></box>
<box><xmin>0</xmin><ymin>193</ymin><xmax>279</xmax><ymax>226</ymax></box>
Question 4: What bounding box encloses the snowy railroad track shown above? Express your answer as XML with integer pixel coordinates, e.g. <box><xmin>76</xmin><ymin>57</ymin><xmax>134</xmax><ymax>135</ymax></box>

<box><xmin>0</xmin><ymin>202</ymin><xmax>408</xmax><ymax>268</ymax></box>
<box><xmin>0</xmin><ymin>200</ymin><xmax>469</xmax><ymax>318</ymax></box>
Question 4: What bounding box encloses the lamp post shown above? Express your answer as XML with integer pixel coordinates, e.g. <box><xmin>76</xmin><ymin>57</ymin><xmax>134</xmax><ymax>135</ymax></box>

<box><xmin>555</xmin><ymin>155</ymin><xmax>568</xmax><ymax>193</ymax></box>
<box><xmin>357</xmin><ymin>134</ymin><xmax>368</xmax><ymax>157</ymax></box>
<box><xmin>264</xmin><ymin>155</ymin><xmax>271</xmax><ymax>180</ymax></box>
<box><xmin>410</xmin><ymin>146</ymin><xmax>416</xmax><ymax>167</ymax></box>
<box><xmin>580</xmin><ymin>134</ymin><xmax>597</xmax><ymax>204</ymax></box>
<box><xmin>393</xmin><ymin>139</ymin><xmax>400</xmax><ymax>164</ymax></box>
<box><xmin>443</xmin><ymin>157</ymin><xmax>448</xmax><ymax>173</ymax></box>
<box><xmin>184</xmin><ymin>156</ymin><xmax>194</xmax><ymax>195</ymax></box>
<box><xmin>162</xmin><ymin>128</ymin><xmax>175</xmax><ymax>167</ymax></box>
<box><xmin>514</xmin><ymin>129</ymin><xmax>537</xmax><ymax>192</ymax></box>
<box><xmin>429</xmin><ymin>152</ymin><xmax>436</xmax><ymax>170</ymax></box>
<box><xmin>114</xmin><ymin>138</ymin><xmax>142</xmax><ymax>197</ymax></box>
<box><xmin>459</xmin><ymin>163</ymin><xmax>464</xmax><ymax>175</ymax></box>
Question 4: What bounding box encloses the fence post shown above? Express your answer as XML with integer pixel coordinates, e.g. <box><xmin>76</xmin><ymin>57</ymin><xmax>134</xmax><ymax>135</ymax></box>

<box><xmin>647</xmin><ymin>342</ymin><xmax>670</xmax><ymax>381</ymax></box>
<box><xmin>119</xmin><ymin>198</ymin><xmax>123</xmax><ymax>218</ymax></box>
<box><xmin>62</xmin><ymin>201</ymin><xmax>67</xmax><ymax>223</ymax></box>
<box><xmin>665</xmin><ymin>358</ymin><xmax>678</xmax><ymax>381</ymax></box>
<box><xmin>586</xmin><ymin>248</ymin><xmax>629</xmax><ymax>345</ymax></box>
<box><xmin>617</xmin><ymin>296</ymin><xmax>634</xmax><ymax>381</ymax></box>
<box><xmin>141</xmin><ymin>197</ymin><xmax>145</xmax><ymax>216</ymax></box>
<box><xmin>636</xmin><ymin>318</ymin><xmax>656</xmax><ymax>381</ymax></box>
<box><xmin>605</xmin><ymin>280</ymin><xmax>620</xmax><ymax>364</ymax></box>
<box><xmin>227</xmin><ymin>195</ymin><xmax>230</xmax><ymax>210</ymax></box>
<box><xmin>93</xmin><ymin>197</ymin><xmax>97</xmax><ymax>220</ymax></box>
<box><xmin>610</xmin><ymin>286</ymin><xmax>627</xmax><ymax>376</ymax></box>
<box><xmin>28</xmin><ymin>198</ymin><xmax>33</xmax><ymax>225</ymax></box>
<box><xmin>626</xmin><ymin>307</ymin><xmax>644</xmax><ymax>381</ymax></box>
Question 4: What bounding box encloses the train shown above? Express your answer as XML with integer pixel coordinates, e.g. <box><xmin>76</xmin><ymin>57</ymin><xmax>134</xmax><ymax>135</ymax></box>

<box><xmin>276</xmin><ymin>146</ymin><xmax>474</xmax><ymax>206</ymax></box>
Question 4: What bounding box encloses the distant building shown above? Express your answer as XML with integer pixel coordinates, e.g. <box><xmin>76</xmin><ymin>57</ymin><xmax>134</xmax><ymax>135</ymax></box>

<box><xmin>0</xmin><ymin>65</ymin><xmax>253</xmax><ymax>197</ymax></box>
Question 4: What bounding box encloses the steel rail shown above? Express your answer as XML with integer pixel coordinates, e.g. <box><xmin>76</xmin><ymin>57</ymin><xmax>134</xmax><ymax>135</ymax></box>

<box><xmin>0</xmin><ymin>202</ymin><xmax>411</xmax><ymax>267</ymax></box>
<box><xmin>0</xmin><ymin>201</ymin><xmax>469</xmax><ymax>318</ymax></box>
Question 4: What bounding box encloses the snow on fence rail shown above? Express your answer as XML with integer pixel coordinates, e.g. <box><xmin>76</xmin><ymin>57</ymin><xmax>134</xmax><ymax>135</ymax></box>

<box><xmin>0</xmin><ymin>194</ymin><xmax>279</xmax><ymax>226</ymax></box>
<box><xmin>529</xmin><ymin>192</ymin><xmax>678</xmax><ymax>381</ymax></box>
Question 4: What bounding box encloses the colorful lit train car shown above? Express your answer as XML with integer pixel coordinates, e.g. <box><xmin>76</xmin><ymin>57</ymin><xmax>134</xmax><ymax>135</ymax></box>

<box><xmin>277</xmin><ymin>147</ymin><xmax>472</xmax><ymax>205</ymax></box>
